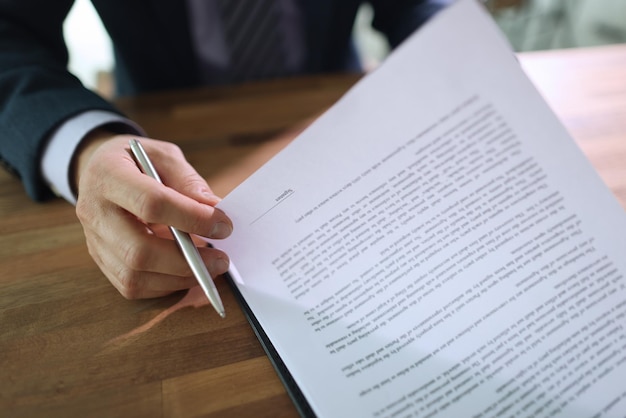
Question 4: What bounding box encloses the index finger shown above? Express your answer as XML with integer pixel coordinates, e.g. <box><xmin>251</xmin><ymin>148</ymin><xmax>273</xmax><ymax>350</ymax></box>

<box><xmin>105</xmin><ymin>144</ymin><xmax>233</xmax><ymax>239</ymax></box>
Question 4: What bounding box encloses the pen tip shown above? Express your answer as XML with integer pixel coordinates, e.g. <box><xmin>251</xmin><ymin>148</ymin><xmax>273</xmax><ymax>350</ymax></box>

<box><xmin>219</xmin><ymin>310</ymin><xmax>226</xmax><ymax>319</ymax></box>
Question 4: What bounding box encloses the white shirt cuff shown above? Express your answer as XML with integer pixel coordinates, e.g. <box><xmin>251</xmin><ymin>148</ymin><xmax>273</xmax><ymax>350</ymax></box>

<box><xmin>41</xmin><ymin>110</ymin><xmax>145</xmax><ymax>205</ymax></box>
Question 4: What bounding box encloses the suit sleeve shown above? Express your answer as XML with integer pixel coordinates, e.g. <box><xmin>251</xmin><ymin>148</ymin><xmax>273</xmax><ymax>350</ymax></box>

<box><xmin>0</xmin><ymin>1</ymin><xmax>123</xmax><ymax>201</ymax></box>
<box><xmin>370</xmin><ymin>0</ymin><xmax>454</xmax><ymax>48</ymax></box>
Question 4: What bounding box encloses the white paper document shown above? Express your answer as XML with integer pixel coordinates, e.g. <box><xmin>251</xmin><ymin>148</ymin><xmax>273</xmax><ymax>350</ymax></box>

<box><xmin>214</xmin><ymin>0</ymin><xmax>626</xmax><ymax>416</ymax></box>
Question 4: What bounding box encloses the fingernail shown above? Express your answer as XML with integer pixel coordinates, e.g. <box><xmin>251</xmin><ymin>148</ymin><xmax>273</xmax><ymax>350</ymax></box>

<box><xmin>211</xmin><ymin>257</ymin><xmax>230</xmax><ymax>274</ymax></box>
<box><xmin>202</xmin><ymin>191</ymin><xmax>221</xmax><ymax>205</ymax></box>
<box><xmin>210</xmin><ymin>222</ymin><xmax>232</xmax><ymax>239</ymax></box>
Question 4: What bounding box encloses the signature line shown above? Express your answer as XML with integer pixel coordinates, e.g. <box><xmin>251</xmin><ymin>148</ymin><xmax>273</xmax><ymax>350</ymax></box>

<box><xmin>250</xmin><ymin>190</ymin><xmax>296</xmax><ymax>225</ymax></box>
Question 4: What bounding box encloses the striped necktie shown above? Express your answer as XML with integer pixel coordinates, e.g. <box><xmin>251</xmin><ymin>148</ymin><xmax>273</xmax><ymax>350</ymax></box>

<box><xmin>218</xmin><ymin>0</ymin><xmax>287</xmax><ymax>82</ymax></box>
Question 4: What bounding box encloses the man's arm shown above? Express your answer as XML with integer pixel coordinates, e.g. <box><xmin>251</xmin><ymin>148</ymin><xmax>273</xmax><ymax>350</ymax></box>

<box><xmin>0</xmin><ymin>0</ymin><xmax>122</xmax><ymax>201</ymax></box>
<box><xmin>41</xmin><ymin>110</ymin><xmax>144</xmax><ymax>204</ymax></box>
<box><xmin>0</xmin><ymin>2</ymin><xmax>233</xmax><ymax>299</ymax></box>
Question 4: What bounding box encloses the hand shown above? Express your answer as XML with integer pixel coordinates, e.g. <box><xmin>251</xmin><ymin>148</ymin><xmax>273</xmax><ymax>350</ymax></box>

<box><xmin>73</xmin><ymin>130</ymin><xmax>232</xmax><ymax>299</ymax></box>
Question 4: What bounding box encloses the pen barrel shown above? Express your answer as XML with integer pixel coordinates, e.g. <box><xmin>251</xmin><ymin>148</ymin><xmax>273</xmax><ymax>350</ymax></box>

<box><xmin>129</xmin><ymin>139</ymin><xmax>225</xmax><ymax>318</ymax></box>
<box><xmin>169</xmin><ymin>227</ymin><xmax>225</xmax><ymax>314</ymax></box>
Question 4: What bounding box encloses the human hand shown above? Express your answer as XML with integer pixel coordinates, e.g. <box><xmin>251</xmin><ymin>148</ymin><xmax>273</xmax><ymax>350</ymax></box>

<box><xmin>73</xmin><ymin>130</ymin><xmax>232</xmax><ymax>299</ymax></box>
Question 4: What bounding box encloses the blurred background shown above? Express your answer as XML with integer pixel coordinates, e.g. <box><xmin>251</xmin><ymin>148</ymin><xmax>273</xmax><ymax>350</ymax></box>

<box><xmin>64</xmin><ymin>0</ymin><xmax>626</xmax><ymax>97</ymax></box>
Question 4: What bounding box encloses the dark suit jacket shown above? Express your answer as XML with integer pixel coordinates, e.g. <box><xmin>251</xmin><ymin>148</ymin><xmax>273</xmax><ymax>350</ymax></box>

<box><xmin>0</xmin><ymin>0</ymin><xmax>448</xmax><ymax>201</ymax></box>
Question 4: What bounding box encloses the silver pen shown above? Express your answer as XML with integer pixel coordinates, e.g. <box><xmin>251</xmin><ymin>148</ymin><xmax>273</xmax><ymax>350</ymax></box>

<box><xmin>128</xmin><ymin>139</ymin><xmax>226</xmax><ymax>318</ymax></box>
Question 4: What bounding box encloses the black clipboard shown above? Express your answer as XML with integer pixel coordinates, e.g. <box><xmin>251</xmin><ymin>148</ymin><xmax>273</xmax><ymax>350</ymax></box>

<box><xmin>225</xmin><ymin>272</ymin><xmax>317</xmax><ymax>418</ymax></box>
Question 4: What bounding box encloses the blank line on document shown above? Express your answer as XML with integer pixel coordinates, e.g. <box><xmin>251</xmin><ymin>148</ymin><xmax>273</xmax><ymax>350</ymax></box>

<box><xmin>250</xmin><ymin>189</ymin><xmax>295</xmax><ymax>225</ymax></box>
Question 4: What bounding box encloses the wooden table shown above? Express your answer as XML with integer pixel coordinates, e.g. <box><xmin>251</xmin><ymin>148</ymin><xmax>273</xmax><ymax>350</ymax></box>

<box><xmin>1</xmin><ymin>44</ymin><xmax>625</xmax><ymax>417</ymax></box>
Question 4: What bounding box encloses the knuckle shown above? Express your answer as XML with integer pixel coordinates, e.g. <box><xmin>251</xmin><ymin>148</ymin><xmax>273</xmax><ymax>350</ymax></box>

<box><xmin>180</xmin><ymin>172</ymin><xmax>205</xmax><ymax>193</ymax></box>
<box><xmin>84</xmin><ymin>240</ymin><xmax>100</xmax><ymax>263</ymax></box>
<box><xmin>75</xmin><ymin>198</ymin><xmax>94</xmax><ymax>224</ymax></box>
<box><xmin>157</xmin><ymin>142</ymin><xmax>184</xmax><ymax>160</ymax></box>
<box><xmin>133</xmin><ymin>188</ymin><xmax>166</xmax><ymax>223</ymax></box>
<box><xmin>120</xmin><ymin>242</ymin><xmax>151</xmax><ymax>271</ymax></box>
<box><xmin>116</xmin><ymin>268</ymin><xmax>144</xmax><ymax>300</ymax></box>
